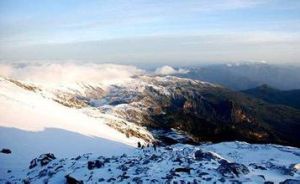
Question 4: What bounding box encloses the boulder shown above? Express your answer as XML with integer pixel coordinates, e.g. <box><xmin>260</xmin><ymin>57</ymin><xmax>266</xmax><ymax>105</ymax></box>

<box><xmin>29</xmin><ymin>153</ymin><xmax>56</xmax><ymax>169</ymax></box>
<box><xmin>279</xmin><ymin>179</ymin><xmax>300</xmax><ymax>184</ymax></box>
<box><xmin>65</xmin><ymin>175</ymin><xmax>83</xmax><ymax>184</ymax></box>
<box><xmin>40</xmin><ymin>153</ymin><xmax>56</xmax><ymax>166</ymax></box>
<box><xmin>1</xmin><ymin>148</ymin><xmax>12</xmax><ymax>154</ymax></box>
<box><xmin>174</xmin><ymin>167</ymin><xmax>191</xmax><ymax>174</ymax></box>
<box><xmin>217</xmin><ymin>162</ymin><xmax>250</xmax><ymax>177</ymax></box>
<box><xmin>194</xmin><ymin>150</ymin><xmax>221</xmax><ymax>161</ymax></box>
<box><xmin>87</xmin><ymin>160</ymin><xmax>104</xmax><ymax>170</ymax></box>
<box><xmin>264</xmin><ymin>181</ymin><xmax>274</xmax><ymax>184</ymax></box>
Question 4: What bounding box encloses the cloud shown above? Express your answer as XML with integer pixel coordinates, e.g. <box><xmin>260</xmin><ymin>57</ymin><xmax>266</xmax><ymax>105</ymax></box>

<box><xmin>0</xmin><ymin>63</ymin><xmax>144</xmax><ymax>87</ymax></box>
<box><xmin>1</xmin><ymin>32</ymin><xmax>299</xmax><ymax>64</ymax></box>
<box><xmin>155</xmin><ymin>65</ymin><xmax>189</xmax><ymax>75</ymax></box>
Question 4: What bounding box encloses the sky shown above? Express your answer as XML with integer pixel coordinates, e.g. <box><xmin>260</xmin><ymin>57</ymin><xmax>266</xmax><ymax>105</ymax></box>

<box><xmin>0</xmin><ymin>0</ymin><xmax>300</xmax><ymax>65</ymax></box>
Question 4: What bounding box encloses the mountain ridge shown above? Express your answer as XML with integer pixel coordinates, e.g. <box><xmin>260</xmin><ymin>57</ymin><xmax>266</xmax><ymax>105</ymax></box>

<box><xmin>242</xmin><ymin>84</ymin><xmax>300</xmax><ymax>110</ymax></box>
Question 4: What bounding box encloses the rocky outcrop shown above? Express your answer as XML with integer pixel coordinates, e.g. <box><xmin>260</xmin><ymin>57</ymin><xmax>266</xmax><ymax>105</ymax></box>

<box><xmin>87</xmin><ymin>160</ymin><xmax>104</xmax><ymax>170</ymax></box>
<box><xmin>3</xmin><ymin>142</ymin><xmax>299</xmax><ymax>184</ymax></box>
<box><xmin>217</xmin><ymin>161</ymin><xmax>250</xmax><ymax>177</ymax></box>
<box><xmin>194</xmin><ymin>149</ymin><xmax>222</xmax><ymax>161</ymax></box>
<box><xmin>29</xmin><ymin>153</ymin><xmax>56</xmax><ymax>169</ymax></box>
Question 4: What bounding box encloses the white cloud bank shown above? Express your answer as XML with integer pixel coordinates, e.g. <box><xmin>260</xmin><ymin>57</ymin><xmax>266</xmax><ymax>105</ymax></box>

<box><xmin>155</xmin><ymin>65</ymin><xmax>189</xmax><ymax>75</ymax></box>
<box><xmin>0</xmin><ymin>63</ymin><xmax>144</xmax><ymax>87</ymax></box>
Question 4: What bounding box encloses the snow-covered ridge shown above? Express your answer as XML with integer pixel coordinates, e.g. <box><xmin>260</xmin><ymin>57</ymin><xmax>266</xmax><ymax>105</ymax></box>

<box><xmin>1</xmin><ymin>142</ymin><xmax>300</xmax><ymax>183</ymax></box>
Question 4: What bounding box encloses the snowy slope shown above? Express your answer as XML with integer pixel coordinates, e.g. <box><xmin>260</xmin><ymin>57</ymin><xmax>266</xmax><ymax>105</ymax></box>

<box><xmin>0</xmin><ymin>77</ymin><xmax>149</xmax><ymax>178</ymax></box>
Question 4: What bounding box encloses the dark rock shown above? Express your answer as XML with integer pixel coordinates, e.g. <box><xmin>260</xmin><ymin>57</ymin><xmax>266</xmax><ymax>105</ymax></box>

<box><xmin>38</xmin><ymin>169</ymin><xmax>48</xmax><ymax>178</ymax></box>
<box><xmin>173</xmin><ymin>157</ymin><xmax>183</xmax><ymax>164</ymax></box>
<box><xmin>132</xmin><ymin>177</ymin><xmax>143</xmax><ymax>184</ymax></box>
<box><xmin>174</xmin><ymin>167</ymin><xmax>191</xmax><ymax>174</ymax></box>
<box><xmin>29</xmin><ymin>159</ymin><xmax>37</xmax><ymax>169</ymax></box>
<box><xmin>249</xmin><ymin>163</ymin><xmax>267</xmax><ymax>170</ymax></box>
<box><xmin>74</xmin><ymin>156</ymin><xmax>81</xmax><ymax>160</ymax></box>
<box><xmin>142</xmin><ymin>159</ymin><xmax>150</xmax><ymax>165</ymax></box>
<box><xmin>150</xmin><ymin>179</ymin><xmax>159</xmax><ymax>183</ymax></box>
<box><xmin>231</xmin><ymin>180</ymin><xmax>242</xmax><ymax>184</ymax></box>
<box><xmin>198</xmin><ymin>172</ymin><xmax>209</xmax><ymax>177</ymax></box>
<box><xmin>218</xmin><ymin>177</ymin><xmax>226</xmax><ymax>182</ymax></box>
<box><xmin>279</xmin><ymin>179</ymin><xmax>300</xmax><ymax>184</ymax></box>
<box><xmin>104</xmin><ymin>158</ymin><xmax>111</xmax><ymax>163</ymax></box>
<box><xmin>22</xmin><ymin>178</ymin><xmax>30</xmax><ymax>184</ymax></box>
<box><xmin>194</xmin><ymin>150</ymin><xmax>220</xmax><ymax>161</ymax></box>
<box><xmin>264</xmin><ymin>181</ymin><xmax>274</xmax><ymax>184</ymax></box>
<box><xmin>118</xmin><ymin>172</ymin><xmax>130</xmax><ymax>181</ymax></box>
<box><xmin>265</xmin><ymin>162</ymin><xmax>291</xmax><ymax>175</ymax></box>
<box><xmin>121</xmin><ymin>154</ymin><xmax>127</xmax><ymax>158</ymax></box>
<box><xmin>149</xmin><ymin>154</ymin><xmax>160</xmax><ymax>161</ymax></box>
<box><xmin>29</xmin><ymin>153</ymin><xmax>56</xmax><ymax>169</ymax></box>
<box><xmin>107</xmin><ymin>178</ymin><xmax>116</xmax><ymax>182</ymax></box>
<box><xmin>135</xmin><ymin>167</ymin><xmax>149</xmax><ymax>175</ymax></box>
<box><xmin>118</xmin><ymin>164</ymin><xmax>128</xmax><ymax>171</ymax></box>
<box><xmin>98</xmin><ymin>178</ymin><xmax>105</xmax><ymax>182</ymax></box>
<box><xmin>87</xmin><ymin>160</ymin><xmax>104</xmax><ymax>170</ymax></box>
<box><xmin>258</xmin><ymin>175</ymin><xmax>265</xmax><ymax>180</ymax></box>
<box><xmin>217</xmin><ymin>162</ymin><xmax>250</xmax><ymax>177</ymax></box>
<box><xmin>40</xmin><ymin>153</ymin><xmax>56</xmax><ymax>166</ymax></box>
<box><xmin>203</xmin><ymin>177</ymin><xmax>212</xmax><ymax>181</ymax></box>
<box><xmin>1</xmin><ymin>148</ymin><xmax>12</xmax><ymax>154</ymax></box>
<box><xmin>55</xmin><ymin>165</ymin><xmax>63</xmax><ymax>171</ymax></box>
<box><xmin>47</xmin><ymin>170</ymin><xmax>56</xmax><ymax>177</ymax></box>
<box><xmin>65</xmin><ymin>175</ymin><xmax>83</xmax><ymax>184</ymax></box>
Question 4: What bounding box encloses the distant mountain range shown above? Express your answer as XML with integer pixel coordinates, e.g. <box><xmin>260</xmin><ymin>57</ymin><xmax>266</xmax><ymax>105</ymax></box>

<box><xmin>242</xmin><ymin>84</ymin><xmax>300</xmax><ymax>110</ymax></box>
<box><xmin>176</xmin><ymin>62</ymin><xmax>300</xmax><ymax>90</ymax></box>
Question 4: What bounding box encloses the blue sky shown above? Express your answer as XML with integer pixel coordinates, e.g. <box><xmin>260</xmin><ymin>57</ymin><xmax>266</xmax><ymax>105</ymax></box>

<box><xmin>0</xmin><ymin>0</ymin><xmax>300</xmax><ymax>64</ymax></box>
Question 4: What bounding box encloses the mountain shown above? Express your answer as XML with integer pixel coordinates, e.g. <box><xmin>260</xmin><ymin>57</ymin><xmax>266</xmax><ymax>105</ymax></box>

<box><xmin>242</xmin><ymin>84</ymin><xmax>300</xmax><ymax>110</ymax></box>
<box><xmin>2</xmin><ymin>75</ymin><xmax>300</xmax><ymax>147</ymax></box>
<box><xmin>1</xmin><ymin>72</ymin><xmax>300</xmax><ymax>183</ymax></box>
<box><xmin>176</xmin><ymin>63</ymin><xmax>300</xmax><ymax>90</ymax></box>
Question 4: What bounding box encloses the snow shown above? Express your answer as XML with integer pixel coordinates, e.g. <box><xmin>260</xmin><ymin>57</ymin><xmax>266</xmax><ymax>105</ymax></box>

<box><xmin>0</xmin><ymin>77</ymin><xmax>144</xmax><ymax>177</ymax></box>
<box><xmin>2</xmin><ymin>142</ymin><xmax>300</xmax><ymax>183</ymax></box>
